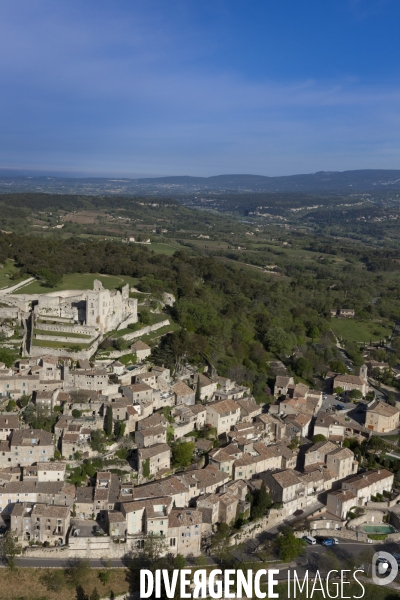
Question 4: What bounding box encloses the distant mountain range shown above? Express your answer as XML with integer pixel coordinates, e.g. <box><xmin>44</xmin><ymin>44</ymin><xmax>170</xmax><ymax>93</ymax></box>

<box><xmin>1</xmin><ymin>169</ymin><xmax>400</xmax><ymax>195</ymax></box>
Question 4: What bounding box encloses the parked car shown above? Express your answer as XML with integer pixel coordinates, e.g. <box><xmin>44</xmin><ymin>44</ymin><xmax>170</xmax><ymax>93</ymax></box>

<box><xmin>321</xmin><ymin>538</ymin><xmax>339</xmax><ymax>546</ymax></box>
<box><xmin>304</xmin><ymin>535</ymin><xmax>317</xmax><ymax>545</ymax></box>
<box><xmin>337</xmin><ymin>404</ymin><xmax>345</xmax><ymax>410</ymax></box>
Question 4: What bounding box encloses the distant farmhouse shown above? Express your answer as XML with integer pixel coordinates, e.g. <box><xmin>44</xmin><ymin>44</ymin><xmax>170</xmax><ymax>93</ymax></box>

<box><xmin>330</xmin><ymin>308</ymin><xmax>355</xmax><ymax>318</ymax></box>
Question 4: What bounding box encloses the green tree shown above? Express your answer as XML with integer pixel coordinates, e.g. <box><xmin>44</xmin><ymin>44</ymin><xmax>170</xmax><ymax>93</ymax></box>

<box><xmin>6</xmin><ymin>399</ymin><xmax>16</xmax><ymax>411</ymax></box>
<box><xmin>98</xmin><ymin>571</ymin><xmax>110</xmax><ymax>586</ymax></box>
<box><xmin>105</xmin><ymin>406</ymin><xmax>113</xmax><ymax>437</ymax></box>
<box><xmin>90</xmin><ymin>430</ymin><xmax>106</xmax><ymax>453</ymax></box>
<box><xmin>0</xmin><ymin>348</ymin><xmax>18</xmax><ymax>367</ymax></box>
<box><xmin>172</xmin><ymin>441</ymin><xmax>195</xmax><ymax>467</ymax></box>
<box><xmin>0</xmin><ymin>530</ymin><xmax>22</xmax><ymax>570</ymax></box>
<box><xmin>18</xmin><ymin>394</ymin><xmax>30</xmax><ymax>408</ymax></box>
<box><xmin>265</xmin><ymin>326</ymin><xmax>296</xmax><ymax>356</ymax></box>
<box><xmin>72</xmin><ymin>408</ymin><xmax>82</xmax><ymax>418</ymax></box>
<box><xmin>349</xmin><ymin>389</ymin><xmax>363</xmax><ymax>400</ymax></box>
<box><xmin>275</xmin><ymin>526</ymin><xmax>306</xmax><ymax>562</ymax></box>
<box><xmin>66</xmin><ymin>558</ymin><xmax>91</xmax><ymax>587</ymax></box>
<box><xmin>114</xmin><ymin>337</ymin><xmax>128</xmax><ymax>351</ymax></box>
<box><xmin>41</xmin><ymin>569</ymin><xmax>65</xmax><ymax>592</ymax></box>
<box><xmin>195</xmin><ymin>376</ymin><xmax>201</xmax><ymax>403</ymax></box>
<box><xmin>251</xmin><ymin>481</ymin><xmax>272</xmax><ymax>520</ymax></box>
<box><xmin>115</xmin><ymin>421</ymin><xmax>126</xmax><ymax>439</ymax></box>
<box><xmin>142</xmin><ymin>458</ymin><xmax>150</xmax><ymax>478</ymax></box>
<box><xmin>90</xmin><ymin>588</ymin><xmax>100</xmax><ymax>600</ymax></box>
<box><xmin>312</xmin><ymin>434</ymin><xmax>327</xmax><ymax>443</ymax></box>
<box><xmin>210</xmin><ymin>522</ymin><xmax>232</xmax><ymax>565</ymax></box>
<box><xmin>333</xmin><ymin>386</ymin><xmax>344</xmax><ymax>395</ymax></box>
<box><xmin>329</xmin><ymin>360</ymin><xmax>348</xmax><ymax>374</ymax></box>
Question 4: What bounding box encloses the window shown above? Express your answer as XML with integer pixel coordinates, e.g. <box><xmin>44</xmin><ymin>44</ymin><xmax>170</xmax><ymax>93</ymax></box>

<box><xmin>169</xmin><ymin>538</ymin><xmax>176</xmax><ymax>547</ymax></box>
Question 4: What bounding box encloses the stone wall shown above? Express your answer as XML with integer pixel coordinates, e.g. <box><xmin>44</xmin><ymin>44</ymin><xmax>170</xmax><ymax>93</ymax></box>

<box><xmin>365</xmin><ymin>493</ymin><xmax>400</xmax><ymax>509</ymax></box>
<box><xmin>348</xmin><ymin>510</ymin><xmax>388</xmax><ymax>528</ymax></box>
<box><xmin>122</xmin><ymin>320</ymin><xmax>170</xmax><ymax>341</ymax></box>
<box><xmin>35</xmin><ymin>334</ymin><xmax>95</xmax><ymax>344</ymax></box>
<box><xmin>230</xmin><ymin>509</ymin><xmax>286</xmax><ymax>545</ymax></box>
<box><xmin>29</xmin><ymin>335</ymin><xmax>102</xmax><ymax>360</ymax></box>
<box><xmin>36</xmin><ymin>323</ymin><xmax>97</xmax><ymax>335</ymax></box>
<box><xmin>0</xmin><ymin>306</ymin><xmax>20</xmax><ymax>319</ymax></box>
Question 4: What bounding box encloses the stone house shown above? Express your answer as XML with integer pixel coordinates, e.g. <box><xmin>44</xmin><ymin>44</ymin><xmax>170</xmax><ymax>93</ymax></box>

<box><xmin>0</xmin><ymin>374</ymin><xmax>40</xmax><ymax>399</ymax></box>
<box><xmin>37</xmin><ymin>462</ymin><xmax>66</xmax><ymax>482</ymax></box>
<box><xmin>167</xmin><ymin>508</ymin><xmax>202</xmax><ymax>556</ymax></box>
<box><xmin>75</xmin><ymin>485</ymin><xmax>95</xmax><ymax>519</ymax></box>
<box><xmin>110</xmin><ymin>360</ymin><xmax>125</xmax><ymax>376</ymax></box>
<box><xmin>232</xmin><ymin>443</ymin><xmax>287</xmax><ymax>480</ymax></box>
<box><xmin>0</xmin><ymin>466</ymin><xmax>21</xmax><ymax>483</ymax></box>
<box><xmin>330</xmin><ymin>308</ymin><xmax>355</xmax><ymax>318</ymax></box>
<box><xmin>129</xmin><ymin>476</ymin><xmax>189</xmax><ymax>507</ymax></box>
<box><xmin>171</xmin><ymin>380</ymin><xmax>196</xmax><ymax>406</ymax></box>
<box><xmin>106</xmin><ymin>511</ymin><xmax>126</xmax><ymax>538</ymax></box>
<box><xmin>0</xmin><ymin>480</ymin><xmax>76</xmax><ymax>513</ymax></box>
<box><xmin>304</xmin><ymin>441</ymin><xmax>338</xmax><ymax>469</ymax></box>
<box><xmin>209</xmin><ymin>444</ymin><xmax>243</xmax><ymax>477</ymax></box>
<box><xmin>235</xmin><ymin>397</ymin><xmax>262</xmax><ymax>422</ymax></box>
<box><xmin>135</xmin><ymin>425</ymin><xmax>167</xmax><ymax>448</ymax></box>
<box><xmin>0</xmin><ymin>429</ymin><xmax>54</xmax><ymax>469</ymax></box>
<box><xmin>313</xmin><ymin>412</ymin><xmax>346</xmax><ymax>442</ymax></box>
<box><xmin>196</xmin><ymin>490</ymin><xmax>239</xmax><ymax>525</ymax></box>
<box><xmin>326</xmin><ymin>489</ymin><xmax>358</xmax><ymax>519</ymax></box>
<box><xmin>138</xmin><ymin>443</ymin><xmax>171</xmax><ymax>478</ymax></box>
<box><xmin>150</xmin><ymin>366</ymin><xmax>171</xmax><ymax>384</ymax></box>
<box><xmin>262</xmin><ymin>470</ymin><xmax>303</xmax><ymax>506</ymax></box>
<box><xmin>137</xmin><ymin>413</ymin><xmax>168</xmax><ymax>430</ymax></box>
<box><xmin>177</xmin><ymin>466</ymin><xmax>229</xmax><ymax>502</ymax></box>
<box><xmin>282</xmin><ymin>412</ymin><xmax>311</xmax><ymax>439</ymax></box>
<box><xmin>365</xmin><ymin>401</ymin><xmax>400</xmax><ymax>433</ymax></box>
<box><xmin>341</xmin><ymin>469</ymin><xmax>394</xmax><ymax>505</ymax></box>
<box><xmin>326</xmin><ymin>447</ymin><xmax>358</xmax><ymax>479</ymax></box>
<box><xmin>121</xmin><ymin>383</ymin><xmax>154</xmax><ymax>403</ymax></box>
<box><xmin>274</xmin><ymin>376</ymin><xmax>294</xmax><ymax>396</ymax></box>
<box><xmin>10</xmin><ymin>502</ymin><xmax>70</xmax><ymax>544</ymax></box>
<box><xmin>66</xmin><ymin>369</ymin><xmax>109</xmax><ymax>391</ymax></box>
<box><xmin>190</xmin><ymin>373</ymin><xmax>217</xmax><ymax>401</ymax></box>
<box><xmin>121</xmin><ymin>496</ymin><xmax>172</xmax><ymax>537</ymax></box>
<box><xmin>131</xmin><ymin>341</ymin><xmax>151</xmax><ymax>362</ymax></box>
<box><xmin>0</xmin><ymin>414</ymin><xmax>19</xmax><ymax>441</ymax></box>
<box><xmin>333</xmin><ymin>369</ymin><xmax>368</xmax><ymax>396</ymax></box>
<box><xmin>255</xmin><ymin>414</ymin><xmax>286</xmax><ymax>444</ymax></box>
<box><xmin>206</xmin><ymin>399</ymin><xmax>241</xmax><ymax>435</ymax></box>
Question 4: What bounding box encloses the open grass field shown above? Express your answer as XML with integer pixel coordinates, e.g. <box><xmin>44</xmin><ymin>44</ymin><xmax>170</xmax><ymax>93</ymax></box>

<box><xmin>0</xmin><ymin>259</ymin><xmax>30</xmax><ymax>289</ymax></box>
<box><xmin>331</xmin><ymin>319</ymin><xmax>393</xmax><ymax>342</ymax></box>
<box><xmin>149</xmin><ymin>241</ymin><xmax>179</xmax><ymax>255</ymax></box>
<box><xmin>0</xmin><ymin>567</ymin><xmax>130</xmax><ymax>600</ymax></box>
<box><xmin>32</xmin><ymin>339</ymin><xmax>92</xmax><ymax>350</ymax></box>
<box><xmin>15</xmin><ymin>273</ymin><xmax>140</xmax><ymax>294</ymax></box>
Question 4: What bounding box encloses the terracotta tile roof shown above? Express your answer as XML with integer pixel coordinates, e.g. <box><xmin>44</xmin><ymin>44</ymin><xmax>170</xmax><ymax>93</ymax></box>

<box><xmin>368</xmin><ymin>400</ymin><xmax>400</xmax><ymax>418</ymax></box>
<box><xmin>131</xmin><ymin>341</ymin><xmax>151</xmax><ymax>351</ymax></box>
<box><xmin>171</xmin><ymin>381</ymin><xmax>194</xmax><ymax>396</ymax></box>
<box><xmin>271</xmin><ymin>469</ymin><xmax>302</xmax><ymax>488</ymax></box>
<box><xmin>168</xmin><ymin>508</ymin><xmax>202</xmax><ymax>527</ymax></box>
<box><xmin>207</xmin><ymin>399</ymin><xmax>240</xmax><ymax>415</ymax></box>
<box><xmin>138</xmin><ymin>443</ymin><xmax>170</xmax><ymax>459</ymax></box>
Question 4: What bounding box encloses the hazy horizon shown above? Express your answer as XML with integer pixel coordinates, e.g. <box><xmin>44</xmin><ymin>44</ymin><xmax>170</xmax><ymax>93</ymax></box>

<box><xmin>2</xmin><ymin>1</ymin><xmax>400</xmax><ymax>176</ymax></box>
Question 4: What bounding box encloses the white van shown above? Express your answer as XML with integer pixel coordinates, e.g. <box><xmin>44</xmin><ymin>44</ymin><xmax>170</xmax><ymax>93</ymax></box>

<box><xmin>304</xmin><ymin>535</ymin><xmax>317</xmax><ymax>545</ymax></box>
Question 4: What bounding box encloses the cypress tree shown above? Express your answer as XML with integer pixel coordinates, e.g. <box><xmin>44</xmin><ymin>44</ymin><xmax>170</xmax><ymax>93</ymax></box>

<box><xmin>195</xmin><ymin>376</ymin><xmax>201</xmax><ymax>403</ymax></box>
<box><xmin>105</xmin><ymin>405</ymin><xmax>113</xmax><ymax>437</ymax></box>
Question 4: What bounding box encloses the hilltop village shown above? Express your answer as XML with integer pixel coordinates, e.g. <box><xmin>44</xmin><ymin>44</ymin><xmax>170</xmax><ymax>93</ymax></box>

<box><xmin>0</xmin><ymin>281</ymin><xmax>400</xmax><ymax>561</ymax></box>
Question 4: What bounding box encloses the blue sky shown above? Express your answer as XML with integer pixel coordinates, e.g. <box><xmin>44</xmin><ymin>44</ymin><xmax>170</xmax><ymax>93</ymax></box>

<box><xmin>1</xmin><ymin>0</ymin><xmax>400</xmax><ymax>177</ymax></box>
